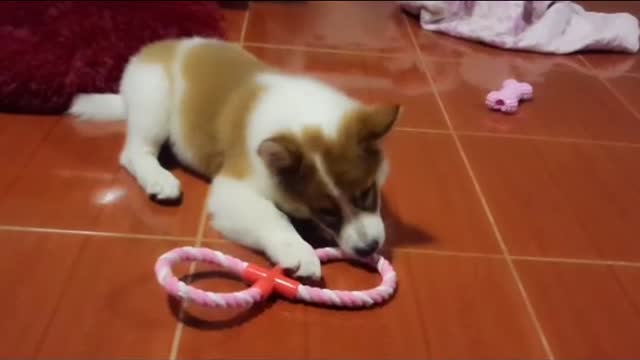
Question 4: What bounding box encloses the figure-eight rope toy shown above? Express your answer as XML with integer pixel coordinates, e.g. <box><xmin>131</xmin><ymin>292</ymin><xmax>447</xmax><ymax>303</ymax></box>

<box><xmin>155</xmin><ymin>246</ymin><xmax>397</xmax><ymax>309</ymax></box>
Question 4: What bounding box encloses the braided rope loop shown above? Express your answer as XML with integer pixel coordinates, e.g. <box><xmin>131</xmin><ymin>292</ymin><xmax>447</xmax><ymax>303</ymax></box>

<box><xmin>296</xmin><ymin>248</ymin><xmax>397</xmax><ymax>308</ymax></box>
<box><xmin>156</xmin><ymin>246</ymin><xmax>397</xmax><ymax>310</ymax></box>
<box><xmin>154</xmin><ymin>246</ymin><xmax>262</xmax><ymax>309</ymax></box>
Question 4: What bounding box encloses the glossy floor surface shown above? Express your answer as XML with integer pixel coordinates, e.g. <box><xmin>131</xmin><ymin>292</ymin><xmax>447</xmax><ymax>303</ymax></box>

<box><xmin>2</xmin><ymin>1</ymin><xmax>640</xmax><ymax>359</ymax></box>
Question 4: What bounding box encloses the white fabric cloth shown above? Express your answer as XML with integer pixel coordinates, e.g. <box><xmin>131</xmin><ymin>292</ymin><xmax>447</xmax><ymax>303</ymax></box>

<box><xmin>400</xmin><ymin>1</ymin><xmax>639</xmax><ymax>54</ymax></box>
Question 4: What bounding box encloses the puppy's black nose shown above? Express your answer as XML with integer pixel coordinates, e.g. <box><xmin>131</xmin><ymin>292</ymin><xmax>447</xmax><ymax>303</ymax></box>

<box><xmin>353</xmin><ymin>240</ymin><xmax>380</xmax><ymax>258</ymax></box>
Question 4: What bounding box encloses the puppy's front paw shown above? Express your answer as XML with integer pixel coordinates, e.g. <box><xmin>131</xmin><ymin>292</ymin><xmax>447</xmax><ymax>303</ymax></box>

<box><xmin>269</xmin><ymin>239</ymin><xmax>321</xmax><ymax>280</ymax></box>
<box><xmin>142</xmin><ymin>169</ymin><xmax>182</xmax><ymax>200</ymax></box>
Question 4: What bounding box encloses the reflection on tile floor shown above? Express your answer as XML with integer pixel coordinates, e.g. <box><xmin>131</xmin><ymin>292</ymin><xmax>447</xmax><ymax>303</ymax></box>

<box><xmin>1</xmin><ymin>1</ymin><xmax>639</xmax><ymax>359</ymax></box>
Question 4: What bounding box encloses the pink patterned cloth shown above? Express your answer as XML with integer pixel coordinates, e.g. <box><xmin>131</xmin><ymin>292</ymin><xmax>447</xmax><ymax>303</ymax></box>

<box><xmin>400</xmin><ymin>1</ymin><xmax>639</xmax><ymax>54</ymax></box>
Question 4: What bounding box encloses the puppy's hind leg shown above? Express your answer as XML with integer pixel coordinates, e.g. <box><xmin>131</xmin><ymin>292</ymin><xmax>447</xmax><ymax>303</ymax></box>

<box><xmin>119</xmin><ymin>62</ymin><xmax>181</xmax><ymax>200</ymax></box>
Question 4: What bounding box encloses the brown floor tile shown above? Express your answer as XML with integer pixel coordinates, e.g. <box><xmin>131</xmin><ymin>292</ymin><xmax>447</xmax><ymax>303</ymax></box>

<box><xmin>202</xmin><ymin>215</ymin><xmax>221</xmax><ymax>240</ymax></box>
<box><xmin>0</xmin><ymin>115</ymin><xmax>57</xmax><ymax>191</ymax></box>
<box><xmin>304</xmin><ymin>252</ymin><xmax>427</xmax><ymax>359</ymax></box>
<box><xmin>245</xmin><ymin>45</ymin><xmax>446</xmax><ymax>130</ymax></box>
<box><xmin>576</xmin><ymin>1</ymin><xmax>640</xmax><ymax>18</ymax></box>
<box><xmin>382</xmin><ymin>131</ymin><xmax>500</xmax><ymax>254</ymax></box>
<box><xmin>221</xmin><ymin>7</ymin><xmax>247</xmax><ymax>42</ymax></box>
<box><xmin>0</xmin><ymin>118</ymin><xmax>208</xmax><ymax>237</ymax></box>
<box><xmin>581</xmin><ymin>53</ymin><xmax>640</xmax><ymax>76</ymax></box>
<box><xmin>0</xmin><ymin>231</ymin><xmax>190</xmax><ymax>359</ymax></box>
<box><xmin>460</xmin><ymin>135</ymin><xmax>640</xmax><ymax>261</ymax></box>
<box><xmin>179</xmin><ymin>243</ymin><xmax>427</xmax><ymax>359</ymax></box>
<box><xmin>37</xmin><ymin>236</ymin><xmax>192</xmax><ymax>359</ymax></box>
<box><xmin>0</xmin><ymin>230</ymin><xmax>84</xmax><ymax>358</ymax></box>
<box><xmin>245</xmin><ymin>1</ymin><xmax>414</xmax><ymax>54</ymax></box>
<box><xmin>408</xmin><ymin>253</ymin><xmax>548</xmax><ymax>359</ymax></box>
<box><xmin>603</xmin><ymin>73</ymin><xmax>640</xmax><ymax>116</ymax></box>
<box><xmin>517</xmin><ymin>260</ymin><xmax>640</xmax><ymax>359</ymax></box>
<box><xmin>93</xmin><ymin>169</ymin><xmax>208</xmax><ymax>236</ymax></box>
<box><xmin>424</xmin><ymin>59</ymin><xmax>640</xmax><ymax>143</ymax></box>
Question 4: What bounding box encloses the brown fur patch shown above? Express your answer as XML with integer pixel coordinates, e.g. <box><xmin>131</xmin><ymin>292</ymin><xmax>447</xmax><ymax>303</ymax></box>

<box><xmin>265</xmin><ymin>104</ymin><xmax>398</xmax><ymax>227</ymax></box>
<box><xmin>323</xmin><ymin>106</ymin><xmax>398</xmax><ymax>199</ymax></box>
<box><xmin>308</xmin><ymin>104</ymin><xmax>398</xmax><ymax>196</ymax></box>
<box><xmin>179</xmin><ymin>41</ymin><xmax>270</xmax><ymax>178</ymax></box>
<box><xmin>137</xmin><ymin>39</ymin><xmax>180</xmax><ymax>64</ymax></box>
<box><xmin>261</xmin><ymin>132</ymin><xmax>338</xmax><ymax>219</ymax></box>
<box><xmin>136</xmin><ymin>39</ymin><xmax>180</xmax><ymax>102</ymax></box>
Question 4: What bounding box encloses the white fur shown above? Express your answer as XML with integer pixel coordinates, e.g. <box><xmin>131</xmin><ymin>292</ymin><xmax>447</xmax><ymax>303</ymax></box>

<box><xmin>313</xmin><ymin>154</ymin><xmax>340</xmax><ymax>197</ymax></box>
<box><xmin>167</xmin><ymin>38</ymin><xmax>211</xmax><ymax>171</ymax></box>
<box><xmin>68</xmin><ymin>94</ymin><xmax>125</xmax><ymax>120</ymax></box>
<box><xmin>118</xmin><ymin>60</ymin><xmax>181</xmax><ymax>200</ymax></box>
<box><xmin>208</xmin><ymin>176</ymin><xmax>321</xmax><ymax>278</ymax></box>
<box><xmin>68</xmin><ymin>38</ymin><xmax>389</xmax><ymax>280</ymax></box>
<box><xmin>337</xmin><ymin>157</ymin><xmax>389</xmax><ymax>256</ymax></box>
<box><xmin>311</xmin><ymin>152</ymin><xmax>387</xmax><ymax>256</ymax></box>
<box><xmin>250</xmin><ymin>73</ymin><xmax>358</xmax><ymax>143</ymax></box>
<box><xmin>340</xmin><ymin>212</ymin><xmax>386</xmax><ymax>256</ymax></box>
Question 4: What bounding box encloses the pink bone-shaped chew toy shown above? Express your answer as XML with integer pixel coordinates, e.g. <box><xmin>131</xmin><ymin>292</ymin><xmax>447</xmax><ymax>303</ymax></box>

<box><xmin>485</xmin><ymin>79</ymin><xmax>533</xmax><ymax>113</ymax></box>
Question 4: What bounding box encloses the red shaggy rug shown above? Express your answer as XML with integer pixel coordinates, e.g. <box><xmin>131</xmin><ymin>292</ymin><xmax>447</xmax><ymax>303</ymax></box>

<box><xmin>0</xmin><ymin>1</ymin><xmax>226</xmax><ymax>114</ymax></box>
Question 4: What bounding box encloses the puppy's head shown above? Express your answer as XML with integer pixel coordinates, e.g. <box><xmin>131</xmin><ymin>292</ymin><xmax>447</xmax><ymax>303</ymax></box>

<box><xmin>258</xmin><ymin>104</ymin><xmax>399</xmax><ymax>257</ymax></box>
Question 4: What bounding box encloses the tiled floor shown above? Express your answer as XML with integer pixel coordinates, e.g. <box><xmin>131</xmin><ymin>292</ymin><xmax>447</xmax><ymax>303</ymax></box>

<box><xmin>1</xmin><ymin>1</ymin><xmax>639</xmax><ymax>359</ymax></box>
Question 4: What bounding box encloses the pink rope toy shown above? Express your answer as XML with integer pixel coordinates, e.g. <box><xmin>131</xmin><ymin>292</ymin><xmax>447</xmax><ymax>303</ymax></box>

<box><xmin>154</xmin><ymin>246</ymin><xmax>397</xmax><ymax>309</ymax></box>
<box><xmin>486</xmin><ymin>79</ymin><xmax>533</xmax><ymax>113</ymax></box>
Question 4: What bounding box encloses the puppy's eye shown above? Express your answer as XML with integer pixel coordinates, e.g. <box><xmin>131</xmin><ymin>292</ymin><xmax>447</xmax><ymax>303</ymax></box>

<box><xmin>316</xmin><ymin>209</ymin><xmax>341</xmax><ymax>227</ymax></box>
<box><xmin>354</xmin><ymin>183</ymin><xmax>377</xmax><ymax>210</ymax></box>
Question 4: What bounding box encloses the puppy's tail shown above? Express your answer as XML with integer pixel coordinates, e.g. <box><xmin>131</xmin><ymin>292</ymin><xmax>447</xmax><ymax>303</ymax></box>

<box><xmin>67</xmin><ymin>93</ymin><xmax>125</xmax><ymax>121</ymax></box>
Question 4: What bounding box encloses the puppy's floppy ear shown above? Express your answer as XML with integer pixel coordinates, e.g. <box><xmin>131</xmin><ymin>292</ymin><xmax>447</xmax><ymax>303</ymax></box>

<box><xmin>257</xmin><ymin>134</ymin><xmax>302</xmax><ymax>175</ymax></box>
<box><xmin>359</xmin><ymin>104</ymin><xmax>400</xmax><ymax>143</ymax></box>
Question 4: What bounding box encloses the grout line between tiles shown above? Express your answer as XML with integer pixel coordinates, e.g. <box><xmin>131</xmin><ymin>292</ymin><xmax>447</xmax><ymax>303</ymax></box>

<box><xmin>33</xmin><ymin>239</ymin><xmax>89</xmax><ymax>358</ymax></box>
<box><xmin>168</xmin><ymin>323</ymin><xmax>185</xmax><ymax>360</ymax></box>
<box><xmin>239</xmin><ymin>5</ymin><xmax>250</xmax><ymax>44</ymax></box>
<box><xmin>403</xmin><ymin>15</ymin><xmax>556</xmax><ymax>360</ymax></box>
<box><xmin>3</xmin><ymin>223</ymin><xmax>640</xmax><ymax>267</ymax></box>
<box><xmin>0</xmin><ymin>119</ymin><xmax>59</xmax><ymax>201</ymax></box>
<box><xmin>404</xmin><ymin>256</ymin><xmax>434</xmax><ymax>358</ymax></box>
<box><xmin>422</xmin><ymin>54</ymin><xmax>597</xmax><ymax>77</ymax></box>
<box><xmin>194</xmin><ymin>187</ymin><xmax>213</xmax><ymax>246</ymax></box>
<box><xmin>242</xmin><ymin>41</ymin><xmax>409</xmax><ymax>57</ymax></box>
<box><xmin>168</xmin><ymin>259</ymin><xmax>198</xmax><ymax>360</ymax></box>
<box><xmin>396</xmin><ymin>128</ymin><xmax>640</xmax><ymax>148</ymax></box>
<box><xmin>198</xmin><ymin>236</ymin><xmax>226</xmax><ymax>244</ymax></box>
<box><xmin>395</xmin><ymin>247</ymin><xmax>505</xmax><ymax>258</ymax></box>
<box><xmin>579</xmin><ymin>54</ymin><xmax>640</xmax><ymax>122</ymax></box>
<box><xmin>456</xmin><ymin>130</ymin><xmax>640</xmax><ymax>148</ymax></box>
<box><xmin>399</xmin><ymin>247</ymin><xmax>640</xmax><ymax>268</ymax></box>
<box><xmin>511</xmin><ymin>255</ymin><xmax>640</xmax><ymax>268</ymax></box>
<box><xmin>394</xmin><ymin>126</ymin><xmax>640</xmax><ymax>148</ymax></box>
<box><xmin>395</xmin><ymin>127</ymin><xmax>452</xmax><ymax>134</ymax></box>
<box><xmin>0</xmin><ymin>225</ymin><xmax>196</xmax><ymax>242</ymax></box>
<box><xmin>168</xmin><ymin>186</ymin><xmax>212</xmax><ymax>360</ymax></box>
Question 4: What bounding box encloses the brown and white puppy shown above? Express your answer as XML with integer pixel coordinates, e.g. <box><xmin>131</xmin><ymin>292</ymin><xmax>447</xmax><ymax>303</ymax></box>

<box><xmin>69</xmin><ymin>38</ymin><xmax>399</xmax><ymax>279</ymax></box>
